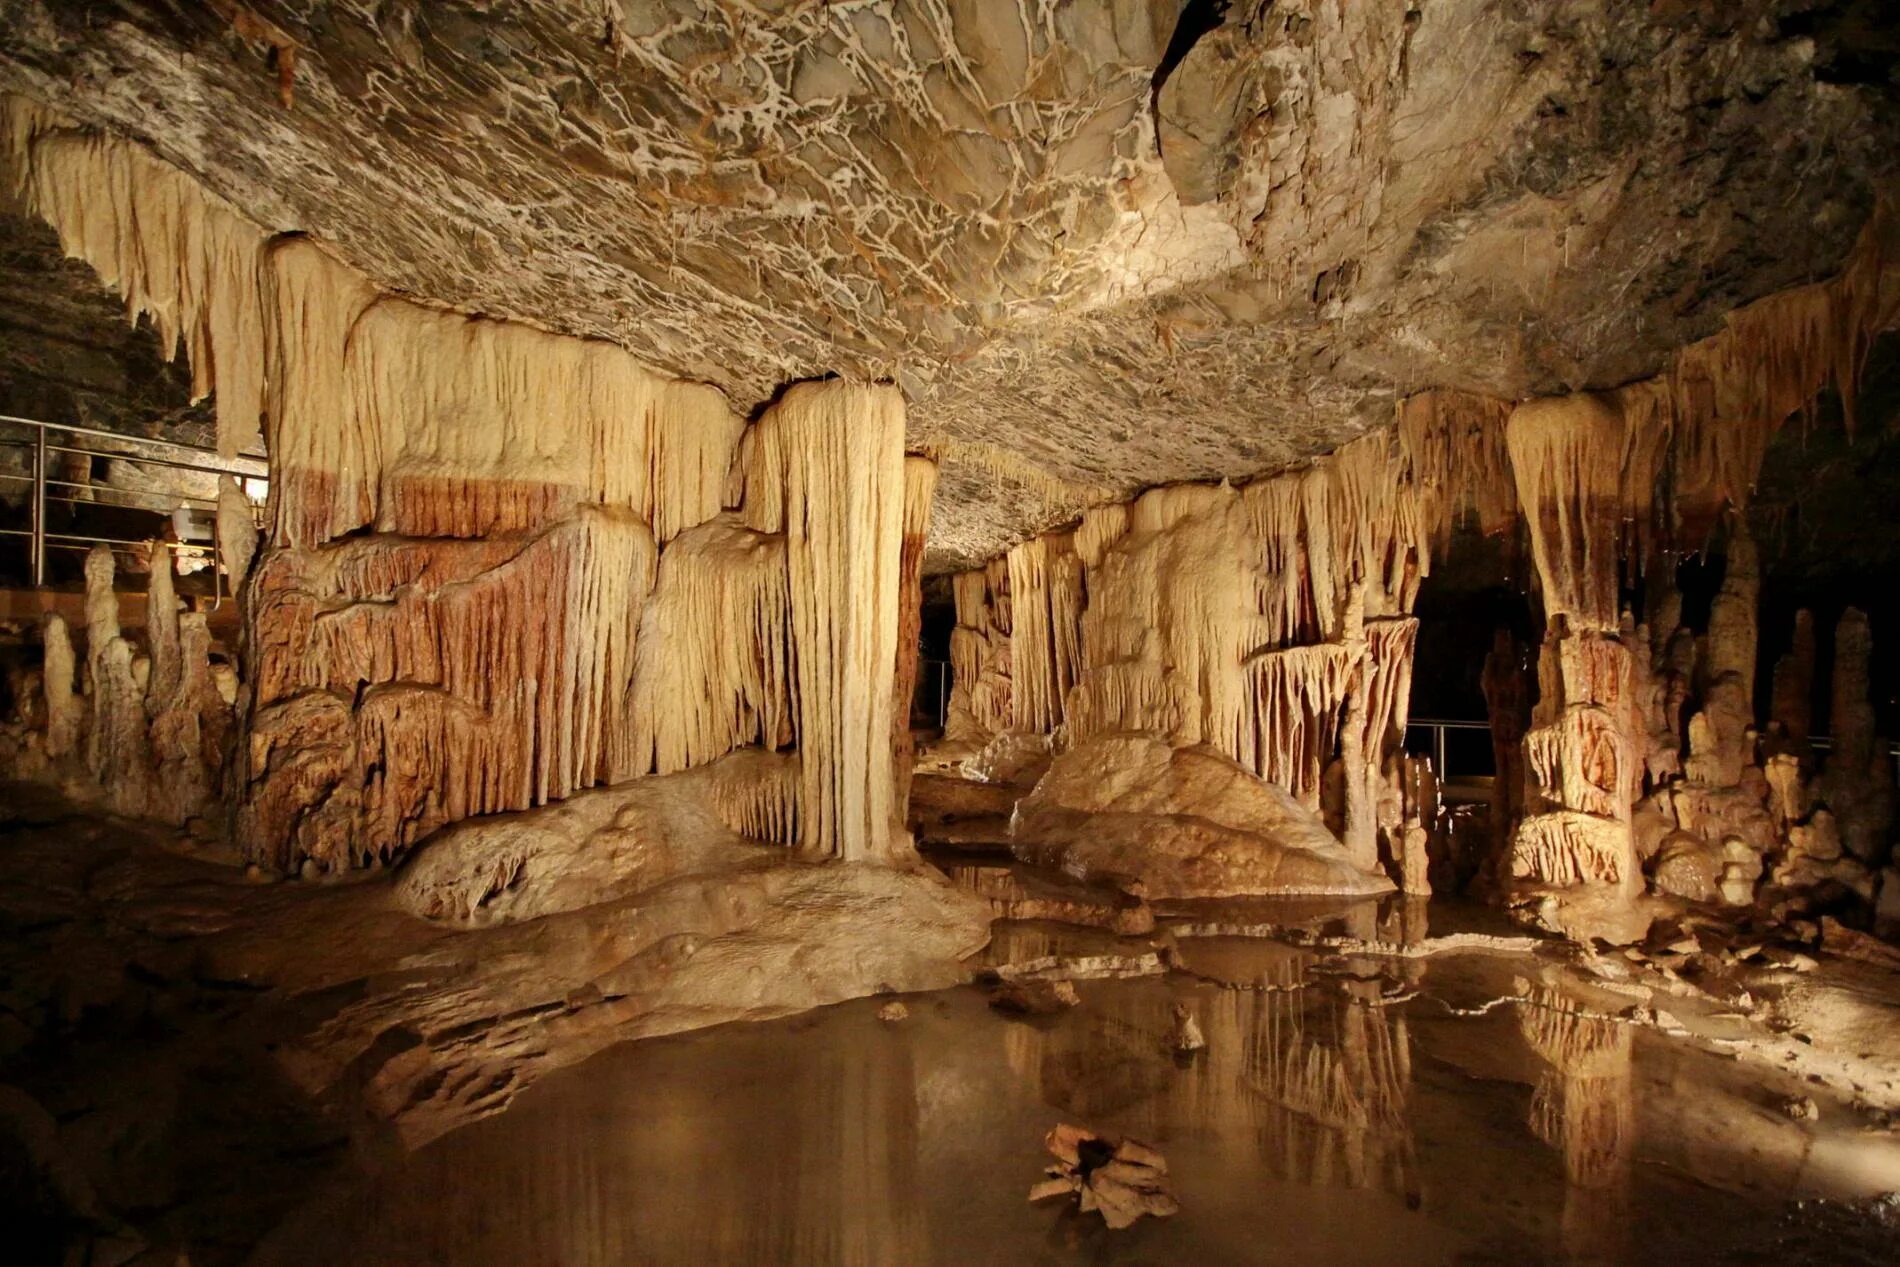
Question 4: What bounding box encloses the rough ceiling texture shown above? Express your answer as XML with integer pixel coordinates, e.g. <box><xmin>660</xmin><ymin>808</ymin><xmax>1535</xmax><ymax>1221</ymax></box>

<box><xmin>0</xmin><ymin>0</ymin><xmax>1894</xmax><ymax>569</ymax></box>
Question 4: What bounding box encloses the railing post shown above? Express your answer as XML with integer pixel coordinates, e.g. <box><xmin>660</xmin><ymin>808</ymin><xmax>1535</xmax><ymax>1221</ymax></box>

<box><xmin>30</xmin><ymin>422</ymin><xmax>45</xmax><ymax>587</ymax></box>
<box><xmin>1433</xmin><ymin>722</ymin><xmax>1448</xmax><ymax>782</ymax></box>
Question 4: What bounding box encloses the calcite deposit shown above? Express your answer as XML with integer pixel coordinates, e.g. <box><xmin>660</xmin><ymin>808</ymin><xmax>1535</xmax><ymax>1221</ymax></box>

<box><xmin>1013</xmin><ymin>733</ymin><xmax>1394</xmax><ymax>900</ymax></box>
<box><xmin>1</xmin><ymin>7</ymin><xmax>1899</xmax><ymax>1260</ymax></box>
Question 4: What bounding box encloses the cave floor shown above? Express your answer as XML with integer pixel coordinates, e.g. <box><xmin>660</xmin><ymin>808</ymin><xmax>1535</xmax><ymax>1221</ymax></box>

<box><xmin>3</xmin><ymin>795</ymin><xmax>1900</xmax><ymax>1265</ymax></box>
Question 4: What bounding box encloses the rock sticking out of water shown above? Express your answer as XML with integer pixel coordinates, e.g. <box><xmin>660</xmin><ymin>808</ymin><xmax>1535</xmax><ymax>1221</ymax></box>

<box><xmin>1029</xmin><ymin>1123</ymin><xmax>1179</xmax><ymax>1230</ymax></box>
<box><xmin>1169</xmin><ymin>1002</ymin><xmax>1207</xmax><ymax>1054</ymax></box>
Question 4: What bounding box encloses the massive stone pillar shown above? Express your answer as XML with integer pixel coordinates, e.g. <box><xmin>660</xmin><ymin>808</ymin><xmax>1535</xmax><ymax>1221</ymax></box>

<box><xmin>736</xmin><ymin>380</ymin><xmax>909</xmax><ymax>863</ymax></box>
<box><xmin>1503</xmin><ymin>395</ymin><xmax>1647</xmax><ymax>941</ymax></box>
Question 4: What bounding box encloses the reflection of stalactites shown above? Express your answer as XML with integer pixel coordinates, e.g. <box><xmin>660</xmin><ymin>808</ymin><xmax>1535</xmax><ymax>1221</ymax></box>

<box><xmin>1225</xmin><ymin>988</ymin><xmax>1416</xmax><ymax>1196</ymax></box>
<box><xmin>1518</xmin><ymin>984</ymin><xmax>1634</xmax><ymax>1264</ymax></box>
<box><xmin>788</xmin><ymin>1034</ymin><xmax>928</xmax><ymax>1267</ymax></box>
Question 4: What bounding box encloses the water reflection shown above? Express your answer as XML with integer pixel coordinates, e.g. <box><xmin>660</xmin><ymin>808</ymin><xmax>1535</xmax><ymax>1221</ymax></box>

<box><xmin>1518</xmin><ymin>978</ymin><xmax>1634</xmax><ymax>1264</ymax></box>
<box><xmin>252</xmin><ymin>946</ymin><xmax>1900</xmax><ymax>1267</ymax></box>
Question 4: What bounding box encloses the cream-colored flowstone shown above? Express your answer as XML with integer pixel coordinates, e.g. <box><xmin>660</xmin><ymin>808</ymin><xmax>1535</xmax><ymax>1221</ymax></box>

<box><xmin>734</xmin><ymin>380</ymin><xmax>908</xmax><ymax>862</ymax></box>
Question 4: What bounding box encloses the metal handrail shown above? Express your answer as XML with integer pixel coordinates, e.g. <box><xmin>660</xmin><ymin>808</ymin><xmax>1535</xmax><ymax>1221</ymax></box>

<box><xmin>0</xmin><ymin>414</ymin><xmax>268</xmax><ymax>592</ymax></box>
<box><xmin>1406</xmin><ymin>715</ymin><xmax>1900</xmax><ymax>784</ymax></box>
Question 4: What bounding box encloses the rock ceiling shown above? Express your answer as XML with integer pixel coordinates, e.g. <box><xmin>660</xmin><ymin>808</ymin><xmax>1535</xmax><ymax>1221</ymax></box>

<box><xmin>0</xmin><ymin>0</ymin><xmax>1894</xmax><ymax>569</ymax></box>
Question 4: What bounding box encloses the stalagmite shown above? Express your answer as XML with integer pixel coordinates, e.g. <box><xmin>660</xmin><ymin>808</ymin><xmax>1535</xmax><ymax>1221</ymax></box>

<box><xmin>81</xmin><ymin>548</ymin><xmax>151</xmax><ymax>817</ymax></box>
<box><xmin>1339</xmin><ymin>587</ymin><xmax>1377</xmax><ymax>872</ymax></box>
<box><xmin>734</xmin><ymin>380</ymin><xmax>907</xmax><ymax>863</ymax></box>
<box><xmin>1682</xmin><ymin>524</ymin><xmax>1765</xmax><ymax>812</ymax></box>
<box><xmin>1482</xmin><ymin>629</ymin><xmax>1532</xmax><ymax>877</ymax></box>
<box><xmin>1819</xmin><ymin>609</ymin><xmax>1894</xmax><ymax>864</ymax></box>
<box><xmin>149</xmin><ymin>613</ymin><xmax>226</xmax><ymax>825</ymax></box>
<box><xmin>144</xmin><ymin>540</ymin><xmax>182</xmax><ymax>713</ymax></box>
<box><xmin>1396</xmin><ymin>754</ymin><xmax>1437</xmax><ymax>896</ymax></box>
<box><xmin>1769</xmin><ymin>609</ymin><xmax>1815</xmax><ymax>750</ymax></box>
<box><xmin>40</xmin><ymin>614</ymin><xmax>81</xmax><ymax>761</ymax></box>
<box><xmin>217</xmin><ymin>476</ymin><xmax>259</xmax><ymax>589</ymax></box>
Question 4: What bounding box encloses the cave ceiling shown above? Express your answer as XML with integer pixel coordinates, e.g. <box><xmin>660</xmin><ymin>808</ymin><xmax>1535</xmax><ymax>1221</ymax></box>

<box><xmin>0</xmin><ymin>0</ymin><xmax>1894</xmax><ymax>570</ymax></box>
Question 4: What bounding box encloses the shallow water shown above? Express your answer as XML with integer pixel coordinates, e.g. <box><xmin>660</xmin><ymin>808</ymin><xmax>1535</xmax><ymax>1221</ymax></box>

<box><xmin>253</xmin><ymin>932</ymin><xmax>1900</xmax><ymax>1267</ymax></box>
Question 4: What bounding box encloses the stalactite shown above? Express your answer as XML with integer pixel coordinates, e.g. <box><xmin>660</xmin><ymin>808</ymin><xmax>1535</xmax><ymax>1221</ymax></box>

<box><xmin>1007</xmin><ymin>530</ymin><xmax>1083</xmax><ymax>734</ymax></box>
<box><xmin>694</xmin><ymin>747</ymin><xmax>802</xmax><ymax>847</ymax></box>
<box><xmin>891</xmin><ymin>455</ymin><xmax>938</xmax><ymax>826</ymax></box>
<box><xmin>263</xmin><ymin>236</ymin><xmax>381</xmax><ymax>547</ymax></box>
<box><xmin>1244</xmin><ymin>643</ymin><xmax>1354</xmax><ymax>809</ymax></box>
<box><xmin>241</xmin><ymin>508</ymin><xmax>657</xmax><ymax>868</ymax></box>
<box><xmin>1506</xmin><ymin>394</ymin><xmax>1635</xmax><ymax>632</ymax></box>
<box><xmin>623</xmin><ymin>515</ymin><xmax>792</xmax><ymax>777</ymax></box>
<box><xmin>946</xmin><ymin>561</ymin><xmax>1012</xmax><ymax>738</ymax></box>
<box><xmin>1395</xmin><ymin>389</ymin><xmax>1517</xmax><ymax>546</ymax></box>
<box><xmin>2</xmin><ymin>100</ymin><xmax>267</xmax><ymax>456</ymax></box>
<box><xmin>1607</xmin><ymin>210</ymin><xmax>1897</xmax><ymax>550</ymax></box>
<box><xmin>340</xmin><ymin>296</ymin><xmax>743</xmax><ymax>543</ymax></box>
<box><xmin>733</xmin><ymin>380</ymin><xmax>907</xmax><ymax>863</ymax></box>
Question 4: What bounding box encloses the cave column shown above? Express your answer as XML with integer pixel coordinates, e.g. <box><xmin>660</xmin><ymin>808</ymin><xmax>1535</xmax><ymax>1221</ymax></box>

<box><xmin>1503</xmin><ymin>395</ymin><xmax>1645</xmax><ymax>939</ymax></box>
<box><xmin>753</xmin><ymin>380</ymin><xmax>909</xmax><ymax>863</ymax></box>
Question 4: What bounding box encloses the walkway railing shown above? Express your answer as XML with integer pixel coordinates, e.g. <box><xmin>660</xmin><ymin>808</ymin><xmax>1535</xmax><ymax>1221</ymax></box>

<box><xmin>0</xmin><ymin>414</ymin><xmax>267</xmax><ymax>597</ymax></box>
<box><xmin>1405</xmin><ymin>716</ymin><xmax>1900</xmax><ymax>785</ymax></box>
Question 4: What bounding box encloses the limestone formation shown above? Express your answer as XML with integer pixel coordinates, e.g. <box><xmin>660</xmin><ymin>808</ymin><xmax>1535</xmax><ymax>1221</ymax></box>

<box><xmin>1819</xmin><ymin>609</ymin><xmax>1894</xmax><ymax>865</ymax></box>
<box><xmin>1012</xmin><ymin>732</ymin><xmax>1395</xmax><ymax>901</ymax></box>
<box><xmin>0</xmin><ymin>5</ymin><xmax>1896</xmax><ymax>982</ymax></box>
<box><xmin>40</xmin><ymin>613</ymin><xmax>80</xmax><ymax>762</ymax></box>
<box><xmin>1503</xmin><ymin>396</ymin><xmax>1645</xmax><ymax>940</ymax></box>
<box><xmin>733</xmin><ymin>380</ymin><xmax>910</xmax><ymax>863</ymax></box>
<box><xmin>217</xmin><ymin>475</ymin><xmax>259</xmax><ymax>588</ymax></box>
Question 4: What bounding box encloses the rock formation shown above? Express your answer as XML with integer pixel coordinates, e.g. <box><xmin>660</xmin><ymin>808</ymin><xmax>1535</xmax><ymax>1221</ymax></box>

<box><xmin>0</xmin><ymin>19</ymin><xmax>1896</xmax><ymax>957</ymax></box>
<box><xmin>1012</xmin><ymin>732</ymin><xmax>1394</xmax><ymax>900</ymax></box>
